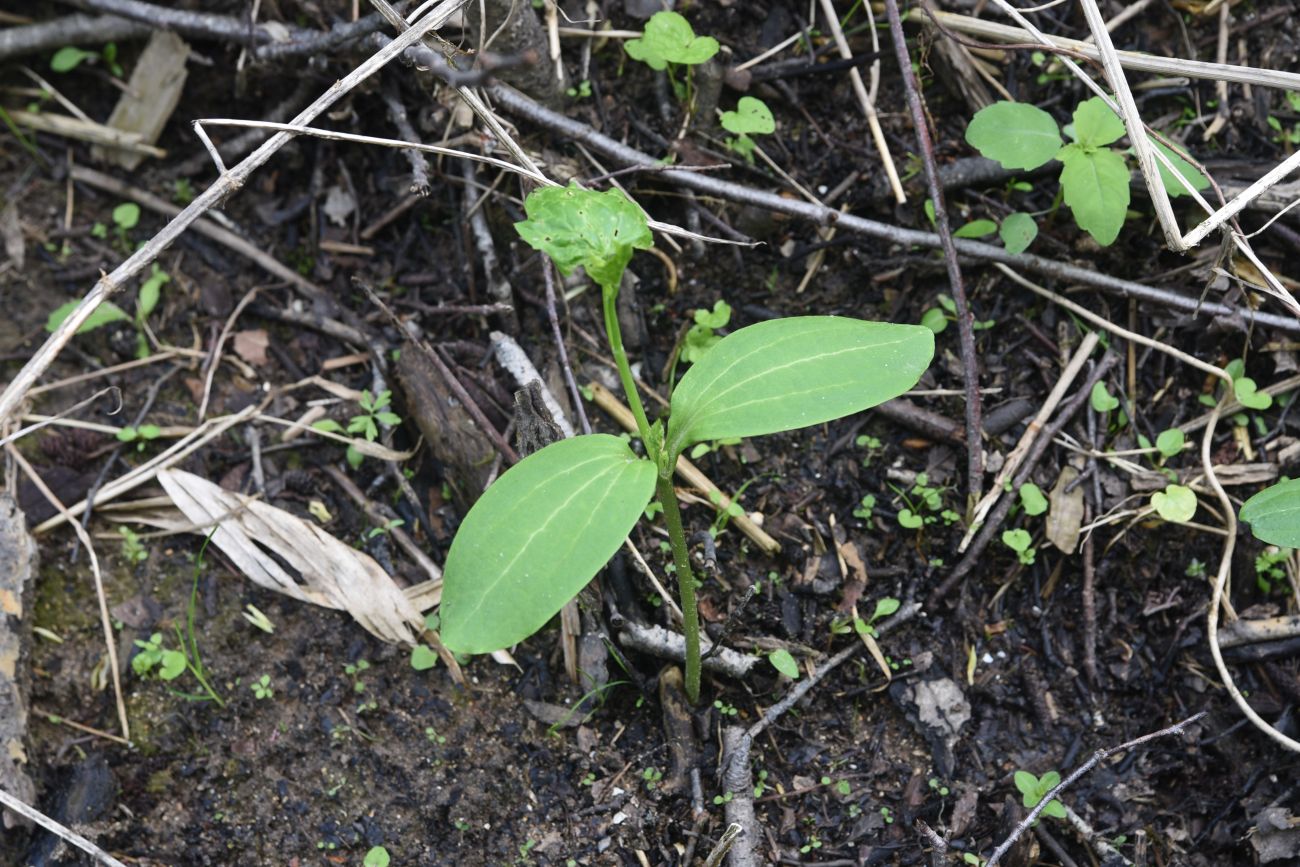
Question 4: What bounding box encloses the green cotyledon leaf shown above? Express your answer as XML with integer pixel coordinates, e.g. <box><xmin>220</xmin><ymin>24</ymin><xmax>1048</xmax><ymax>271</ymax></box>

<box><xmin>440</xmin><ymin>435</ymin><xmax>656</xmax><ymax>654</ymax></box>
<box><xmin>666</xmin><ymin>317</ymin><xmax>933</xmax><ymax>456</ymax></box>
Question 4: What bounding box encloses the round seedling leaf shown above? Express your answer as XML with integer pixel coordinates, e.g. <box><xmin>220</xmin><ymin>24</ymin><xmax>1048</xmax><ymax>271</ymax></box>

<box><xmin>898</xmin><ymin>509</ymin><xmax>923</xmax><ymax>529</ymax></box>
<box><xmin>112</xmin><ymin>202</ymin><xmax>140</xmax><ymax>230</ymax></box>
<box><xmin>1239</xmin><ymin>478</ymin><xmax>1300</xmax><ymax>547</ymax></box>
<box><xmin>1155</xmin><ymin>428</ymin><xmax>1185</xmax><ymax>458</ymax></box>
<box><xmin>159</xmin><ymin>649</ymin><xmax>187</xmax><ymax>681</ymax></box>
<box><xmin>666</xmin><ymin>317</ymin><xmax>933</xmax><ymax>455</ymax></box>
<box><xmin>965</xmin><ymin>101</ymin><xmax>1062</xmax><ymax>170</ymax></box>
<box><xmin>440</xmin><ymin>435</ymin><xmax>656</xmax><ymax>654</ymax></box>
<box><xmin>50</xmin><ymin>46</ymin><xmax>95</xmax><ymax>73</ymax></box>
<box><xmin>769</xmin><ymin>648</ymin><xmax>799</xmax><ymax>679</ymax></box>
<box><xmin>1001</xmin><ymin>528</ymin><xmax>1032</xmax><ymax>552</ymax></box>
<box><xmin>1151</xmin><ymin>484</ymin><xmax>1196</xmax><ymax>523</ymax></box>
<box><xmin>410</xmin><ymin>645</ymin><xmax>439</xmax><ymax>671</ymax></box>
<box><xmin>920</xmin><ymin>307</ymin><xmax>948</xmax><ymax>334</ymax></box>
<box><xmin>1019</xmin><ymin>483</ymin><xmax>1048</xmax><ymax>516</ymax></box>
<box><xmin>514</xmin><ymin>183</ymin><xmax>653</xmax><ymax>292</ymax></box>
<box><xmin>999</xmin><ymin>212</ymin><xmax>1038</xmax><ymax>254</ymax></box>
<box><xmin>1090</xmin><ymin>381</ymin><xmax>1119</xmax><ymax>413</ymax></box>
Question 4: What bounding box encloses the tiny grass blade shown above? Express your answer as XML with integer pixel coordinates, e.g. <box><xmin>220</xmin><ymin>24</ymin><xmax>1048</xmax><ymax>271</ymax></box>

<box><xmin>666</xmin><ymin>317</ymin><xmax>933</xmax><ymax>454</ymax></box>
<box><xmin>440</xmin><ymin>435</ymin><xmax>656</xmax><ymax>654</ymax></box>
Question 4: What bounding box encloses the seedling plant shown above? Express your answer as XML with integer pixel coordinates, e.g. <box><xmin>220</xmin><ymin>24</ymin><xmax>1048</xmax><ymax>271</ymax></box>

<box><xmin>965</xmin><ymin>96</ymin><xmax>1209</xmax><ymax>246</ymax></box>
<box><xmin>624</xmin><ymin>11</ymin><xmax>718</xmax><ymax>105</ymax></box>
<box><xmin>1014</xmin><ymin>769</ymin><xmax>1067</xmax><ymax>820</ymax></box>
<box><xmin>438</xmin><ymin>183</ymin><xmax>934</xmax><ymax>702</ymax></box>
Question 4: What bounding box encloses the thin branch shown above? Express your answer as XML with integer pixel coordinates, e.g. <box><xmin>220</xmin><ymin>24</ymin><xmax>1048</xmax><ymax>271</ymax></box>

<box><xmin>484</xmin><ymin>83</ymin><xmax>1300</xmax><ymax>334</ymax></box>
<box><xmin>883</xmin><ymin>0</ymin><xmax>983</xmax><ymax>503</ymax></box>
<box><xmin>984</xmin><ymin>711</ymin><xmax>1207</xmax><ymax>867</ymax></box>
<box><xmin>0</xmin><ymin>785</ymin><xmax>128</xmax><ymax>867</ymax></box>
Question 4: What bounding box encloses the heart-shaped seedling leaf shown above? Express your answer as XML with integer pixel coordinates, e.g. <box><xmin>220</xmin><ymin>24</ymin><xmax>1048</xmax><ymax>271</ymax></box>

<box><xmin>159</xmin><ymin>649</ymin><xmax>187</xmax><ymax>681</ymax></box>
<box><xmin>1240</xmin><ymin>478</ymin><xmax>1300</xmax><ymax>547</ymax></box>
<box><xmin>1234</xmin><ymin>377</ymin><xmax>1272</xmax><ymax>410</ymax></box>
<box><xmin>999</xmin><ymin>212</ymin><xmax>1038</xmax><ymax>254</ymax></box>
<box><xmin>965</xmin><ymin>101</ymin><xmax>1062</xmax><ymax>170</ymax></box>
<box><xmin>1151</xmin><ymin>484</ymin><xmax>1196</xmax><ymax>523</ymax></box>
<box><xmin>898</xmin><ymin>510</ymin><xmax>924</xmax><ymax>529</ymax></box>
<box><xmin>1015</xmin><ymin>770</ymin><xmax>1067</xmax><ymax>819</ymax></box>
<box><xmin>769</xmin><ymin>648</ymin><xmax>799</xmax><ymax>679</ymax></box>
<box><xmin>1001</xmin><ymin>528</ymin><xmax>1032</xmax><ymax>553</ymax></box>
<box><xmin>1019</xmin><ymin>483</ymin><xmax>1048</xmax><ymax>516</ymax></box>
<box><xmin>1090</xmin><ymin>381</ymin><xmax>1119</xmax><ymax>413</ymax></box>
<box><xmin>720</xmin><ymin>97</ymin><xmax>775</xmax><ymax>136</ymax></box>
<box><xmin>920</xmin><ymin>307</ymin><xmax>948</xmax><ymax>334</ymax></box>
<box><xmin>624</xmin><ymin>10</ymin><xmax>719</xmax><ymax>70</ymax></box>
<box><xmin>1071</xmin><ymin>97</ymin><xmax>1126</xmax><ymax>148</ymax></box>
<box><xmin>1155</xmin><ymin>428</ymin><xmax>1185</xmax><ymax>458</ymax></box>
<box><xmin>666</xmin><ymin>317</ymin><xmax>934</xmax><ymax>455</ymax></box>
<box><xmin>514</xmin><ymin>183</ymin><xmax>653</xmax><ymax>293</ymax></box>
<box><xmin>440</xmin><ymin>435</ymin><xmax>656</xmax><ymax>654</ymax></box>
<box><xmin>1057</xmin><ymin>143</ymin><xmax>1130</xmax><ymax>246</ymax></box>
<box><xmin>410</xmin><ymin>645</ymin><xmax>438</xmax><ymax>671</ymax></box>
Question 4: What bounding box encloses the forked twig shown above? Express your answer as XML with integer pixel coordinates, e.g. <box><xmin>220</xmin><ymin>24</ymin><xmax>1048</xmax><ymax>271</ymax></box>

<box><xmin>984</xmin><ymin>711</ymin><xmax>1206</xmax><ymax>866</ymax></box>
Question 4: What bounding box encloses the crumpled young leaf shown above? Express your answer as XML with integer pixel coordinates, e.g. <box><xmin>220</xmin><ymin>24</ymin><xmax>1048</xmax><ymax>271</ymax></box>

<box><xmin>514</xmin><ymin>183</ymin><xmax>654</xmax><ymax>292</ymax></box>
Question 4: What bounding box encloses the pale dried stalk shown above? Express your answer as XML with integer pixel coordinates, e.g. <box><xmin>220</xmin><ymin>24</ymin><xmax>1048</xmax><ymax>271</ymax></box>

<box><xmin>817</xmin><ymin>0</ymin><xmax>906</xmax><ymax>203</ymax></box>
<box><xmin>0</xmin><ymin>785</ymin><xmax>127</xmax><ymax>867</ymax></box>
<box><xmin>961</xmin><ymin>331</ymin><xmax>1099</xmax><ymax>550</ymax></box>
<box><xmin>6</xmin><ymin>447</ymin><xmax>129</xmax><ymax>742</ymax></box>
<box><xmin>0</xmin><ymin>1</ymin><xmax>465</xmax><ymax>428</ymax></box>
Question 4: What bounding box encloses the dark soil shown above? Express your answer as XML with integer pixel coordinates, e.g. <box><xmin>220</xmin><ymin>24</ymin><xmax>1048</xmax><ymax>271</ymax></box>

<box><xmin>3</xmin><ymin>2</ymin><xmax>1300</xmax><ymax>866</ymax></box>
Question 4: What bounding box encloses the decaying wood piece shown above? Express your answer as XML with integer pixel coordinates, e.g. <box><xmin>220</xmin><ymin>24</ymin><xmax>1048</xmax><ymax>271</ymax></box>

<box><xmin>463</xmin><ymin>0</ymin><xmax>563</xmax><ymax>104</ymax></box>
<box><xmin>91</xmin><ymin>29</ymin><xmax>189</xmax><ymax>170</ymax></box>
<box><xmin>0</xmin><ymin>495</ymin><xmax>35</xmax><ymax>828</ymax></box>
<box><xmin>395</xmin><ymin>344</ymin><xmax>496</xmax><ymax>510</ymax></box>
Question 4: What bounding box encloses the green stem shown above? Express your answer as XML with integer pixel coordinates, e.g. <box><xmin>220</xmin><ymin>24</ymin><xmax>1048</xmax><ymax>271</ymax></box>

<box><xmin>656</xmin><ymin>472</ymin><xmax>701</xmax><ymax>704</ymax></box>
<box><xmin>601</xmin><ymin>286</ymin><xmax>653</xmax><ymax>444</ymax></box>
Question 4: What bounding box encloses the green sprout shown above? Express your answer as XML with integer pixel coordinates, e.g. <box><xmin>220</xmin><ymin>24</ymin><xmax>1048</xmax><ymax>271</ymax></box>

<box><xmin>1014</xmin><ymin>770</ymin><xmax>1067</xmax><ymax>820</ymax></box>
<box><xmin>966</xmin><ymin>97</ymin><xmax>1208</xmax><ymax>246</ymax></box>
<box><xmin>720</xmin><ymin>96</ymin><xmax>775</xmax><ymax>162</ymax></box>
<box><xmin>436</xmin><ymin>182</ymin><xmax>933</xmax><ymax>704</ymax></box>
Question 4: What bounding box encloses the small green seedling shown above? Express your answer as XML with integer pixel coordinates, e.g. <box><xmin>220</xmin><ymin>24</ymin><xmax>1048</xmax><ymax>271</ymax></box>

<box><xmin>51</xmin><ymin>42</ymin><xmax>124</xmax><ymax>77</ymax></box>
<box><xmin>1001</xmin><ymin>528</ymin><xmax>1035</xmax><ymax>565</ymax></box>
<box><xmin>363</xmin><ymin>846</ymin><xmax>391</xmax><ymax>867</ymax></box>
<box><xmin>681</xmin><ymin>299</ymin><xmax>731</xmax><ymax>365</ymax></box>
<box><xmin>624</xmin><ymin>11</ymin><xmax>719</xmax><ymax>103</ymax></box>
<box><xmin>920</xmin><ymin>292</ymin><xmax>995</xmax><ymax>335</ymax></box>
<box><xmin>132</xmin><ymin>633</ymin><xmax>186</xmax><ymax>680</ymax></box>
<box><xmin>118</xmin><ymin>526</ymin><xmax>148</xmax><ymax>565</ymax></box>
<box><xmin>410</xmin><ymin>644</ymin><xmax>439</xmax><ymax>671</ymax></box>
<box><xmin>1014</xmin><ymin>770</ymin><xmax>1067</xmax><ymax>820</ymax></box>
<box><xmin>720</xmin><ymin>96</ymin><xmax>775</xmax><ymax>162</ymax></box>
<box><xmin>1254</xmin><ymin>547</ymin><xmax>1292</xmax><ymax>593</ymax></box>
<box><xmin>241</xmin><ymin>604</ymin><xmax>275</xmax><ymax>634</ymax></box>
<box><xmin>1090</xmin><ymin>381</ymin><xmax>1119</xmax><ymax>413</ymax></box>
<box><xmin>1155</xmin><ymin>428</ymin><xmax>1185</xmax><ymax>459</ymax></box>
<box><xmin>46</xmin><ymin>259</ymin><xmax>168</xmax><ymax>358</ymax></box>
<box><xmin>642</xmin><ymin>766</ymin><xmax>664</xmax><ymax>790</ymax></box>
<box><xmin>116</xmin><ymin>424</ymin><xmax>162</xmax><ymax>451</ymax></box>
<box><xmin>966</xmin><ymin>97</ymin><xmax>1209</xmax><ymax>245</ymax></box>
<box><xmin>313</xmin><ymin>389</ymin><xmax>401</xmax><ymax>469</ymax></box>
<box><xmin>1019</xmin><ymin>483</ymin><xmax>1048</xmax><ymax>516</ymax></box>
<box><xmin>769</xmin><ymin>648</ymin><xmax>799</xmax><ymax>679</ymax></box>
<box><xmin>566</xmin><ymin>79</ymin><xmax>592</xmax><ymax>100</ymax></box>
<box><xmin>1151</xmin><ymin>484</ymin><xmax>1196</xmax><ymax>523</ymax></box>
<box><xmin>437</xmin><ymin>183</ymin><xmax>933</xmax><ymax>704</ymax></box>
<box><xmin>250</xmin><ymin>674</ymin><xmax>274</xmax><ymax>700</ymax></box>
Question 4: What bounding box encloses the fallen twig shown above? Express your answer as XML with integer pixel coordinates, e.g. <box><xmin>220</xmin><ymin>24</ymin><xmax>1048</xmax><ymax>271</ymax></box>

<box><xmin>883</xmin><ymin>0</ymin><xmax>983</xmax><ymax>504</ymax></box>
<box><xmin>984</xmin><ymin>711</ymin><xmax>1206</xmax><ymax>867</ymax></box>
<box><xmin>484</xmin><ymin>83</ymin><xmax>1300</xmax><ymax>334</ymax></box>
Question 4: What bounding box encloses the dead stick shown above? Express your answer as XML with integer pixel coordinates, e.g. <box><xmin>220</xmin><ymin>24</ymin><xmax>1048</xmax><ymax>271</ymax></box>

<box><xmin>483</xmin><ymin>84</ymin><xmax>1300</xmax><ymax>335</ymax></box>
<box><xmin>882</xmin><ymin>0</ymin><xmax>983</xmax><ymax>504</ymax></box>
<box><xmin>984</xmin><ymin>711</ymin><xmax>1206</xmax><ymax>866</ymax></box>
<box><xmin>930</xmin><ymin>353</ymin><xmax>1120</xmax><ymax>606</ymax></box>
